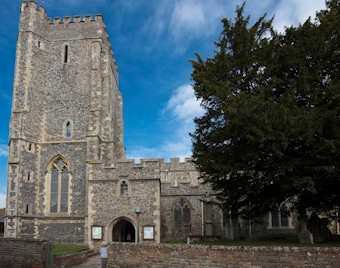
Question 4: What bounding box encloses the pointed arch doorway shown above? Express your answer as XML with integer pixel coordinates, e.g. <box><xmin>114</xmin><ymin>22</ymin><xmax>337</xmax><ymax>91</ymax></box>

<box><xmin>112</xmin><ymin>217</ymin><xmax>136</xmax><ymax>242</ymax></box>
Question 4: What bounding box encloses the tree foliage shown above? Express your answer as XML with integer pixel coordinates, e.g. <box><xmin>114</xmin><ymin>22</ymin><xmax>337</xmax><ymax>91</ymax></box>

<box><xmin>190</xmin><ymin>0</ymin><xmax>340</xmax><ymax>218</ymax></box>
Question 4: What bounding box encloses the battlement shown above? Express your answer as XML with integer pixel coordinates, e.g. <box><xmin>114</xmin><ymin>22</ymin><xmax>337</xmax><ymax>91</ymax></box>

<box><xmin>47</xmin><ymin>14</ymin><xmax>104</xmax><ymax>25</ymax></box>
<box><xmin>20</xmin><ymin>1</ymin><xmax>104</xmax><ymax>25</ymax></box>
<box><xmin>116</xmin><ymin>157</ymin><xmax>194</xmax><ymax>169</ymax></box>
<box><xmin>21</xmin><ymin>0</ymin><xmax>46</xmax><ymax>17</ymax></box>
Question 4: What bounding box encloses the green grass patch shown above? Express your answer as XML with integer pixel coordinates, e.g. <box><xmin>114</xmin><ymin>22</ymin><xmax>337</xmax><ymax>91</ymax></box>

<box><xmin>53</xmin><ymin>243</ymin><xmax>88</xmax><ymax>256</ymax></box>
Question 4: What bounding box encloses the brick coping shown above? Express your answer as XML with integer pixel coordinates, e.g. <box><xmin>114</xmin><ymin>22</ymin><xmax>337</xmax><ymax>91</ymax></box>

<box><xmin>108</xmin><ymin>242</ymin><xmax>340</xmax><ymax>252</ymax></box>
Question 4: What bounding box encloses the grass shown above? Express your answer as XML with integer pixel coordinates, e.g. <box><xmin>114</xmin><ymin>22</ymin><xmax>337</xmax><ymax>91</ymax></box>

<box><xmin>53</xmin><ymin>243</ymin><xmax>89</xmax><ymax>256</ymax></box>
<box><xmin>167</xmin><ymin>235</ymin><xmax>340</xmax><ymax>248</ymax></box>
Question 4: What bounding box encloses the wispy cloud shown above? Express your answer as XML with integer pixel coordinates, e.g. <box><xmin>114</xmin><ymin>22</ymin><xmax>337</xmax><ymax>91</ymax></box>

<box><xmin>141</xmin><ymin>1</ymin><xmax>173</xmax><ymax>39</ymax></box>
<box><xmin>169</xmin><ymin>0</ymin><xmax>227</xmax><ymax>40</ymax></box>
<box><xmin>39</xmin><ymin>0</ymin><xmax>107</xmax><ymax>7</ymax></box>
<box><xmin>166</xmin><ymin>84</ymin><xmax>203</xmax><ymax>122</ymax></box>
<box><xmin>127</xmin><ymin>84</ymin><xmax>203</xmax><ymax>161</ymax></box>
<box><xmin>273</xmin><ymin>0</ymin><xmax>326</xmax><ymax>33</ymax></box>
<box><xmin>127</xmin><ymin>142</ymin><xmax>192</xmax><ymax>161</ymax></box>
<box><xmin>0</xmin><ymin>144</ymin><xmax>8</xmax><ymax>157</ymax></box>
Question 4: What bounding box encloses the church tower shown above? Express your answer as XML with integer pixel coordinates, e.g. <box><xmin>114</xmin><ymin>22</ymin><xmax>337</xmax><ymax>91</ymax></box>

<box><xmin>5</xmin><ymin>0</ymin><xmax>125</xmax><ymax>242</ymax></box>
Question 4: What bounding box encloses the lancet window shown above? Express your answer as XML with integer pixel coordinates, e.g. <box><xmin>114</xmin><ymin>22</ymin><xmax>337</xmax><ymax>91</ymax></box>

<box><xmin>120</xmin><ymin>181</ymin><xmax>128</xmax><ymax>196</ymax></box>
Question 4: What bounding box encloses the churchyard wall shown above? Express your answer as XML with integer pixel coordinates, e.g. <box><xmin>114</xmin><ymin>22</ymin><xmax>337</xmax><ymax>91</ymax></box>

<box><xmin>107</xmin><ymin>242</ymin><xmax>340</xmax><ymax>268</ymax></box>
<box><xmin>0</xmin><ymin>238</ymin><xmax>53</xmax><ymax>268</ymax></box>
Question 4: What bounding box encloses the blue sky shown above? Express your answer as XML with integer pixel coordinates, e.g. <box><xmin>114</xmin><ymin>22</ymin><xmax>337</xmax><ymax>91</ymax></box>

<box><xmin>0</xmin><ymin>0</ymin><xmax>326</xmax><ymax>208</ymax></box>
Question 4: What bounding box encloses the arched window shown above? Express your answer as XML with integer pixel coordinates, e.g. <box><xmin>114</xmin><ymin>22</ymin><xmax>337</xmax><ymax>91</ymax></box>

<box><xmin>49</xmin><ymin>157</ymin><xmax>70</xmax><ymax>213</ymax></box>
<box><xmin>270</xmin><ymin>205</ymin><xmax>290</xmax><ymax>228</ymax></box>
<box><xmin>174</xmin><ymin>199</ymin><xmax>191</xmax><ymax>228</ymax></box>
<box><xmin>65</xmin><ymin>121</ymin><xmax>71</xmax><ymax>137</ymax></box>
<box><xmin>120</xmin><ymin>181</ymin><xmax>128</xmax><ymax>196</ymax></box>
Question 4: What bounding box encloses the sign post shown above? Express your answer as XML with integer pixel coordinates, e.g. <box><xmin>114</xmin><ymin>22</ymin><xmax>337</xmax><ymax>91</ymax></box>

<box><xmin>135</xmin><ymin>206</ymin><xmax>141</xmax><ymax>243</ymax></box>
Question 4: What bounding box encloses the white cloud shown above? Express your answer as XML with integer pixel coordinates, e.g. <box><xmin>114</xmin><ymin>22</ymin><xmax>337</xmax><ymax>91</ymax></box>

<box><xmin>170</xmin><ymin>0</ymin><xmax>227</xmax><ymax>39</ymax></box>
<box><xmin>128</xmin><ymin>84</ymin><xmax>204</xmax><ymax>161</ymax></box>
<box><xmin>166</xmin><ymin>84</ymin><xmax>204</xmax><ymax>122</ymax></box>
<box><xmin>273</xmin><ymin>0</ymin><xmax>326</xmax><ymax>33</ymax></box>
<box><xmin>0</xmin><ymin>144</ymin><xmax>8</xmax><ymax>157</ymax></box>
<box><xmin>127</xmin><ymin>142</ymin><xmax>192</xmax><ymax>162</ymax></box>
<box><xmin>0</xmin><ymin>192</ymin><xmax>6</xmax><ymax>209</ymax></box>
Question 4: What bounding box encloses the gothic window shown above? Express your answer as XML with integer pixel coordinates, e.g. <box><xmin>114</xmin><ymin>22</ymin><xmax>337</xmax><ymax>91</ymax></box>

<box><xmin>174</xmin><ymin>199</ymin><xmax>191</xmax><ymax>227</ymax></box>
<box><xmin>174</xmin><ymin>205</ymin><xmax>182</xmax><ymax>227</ymax></box>
<box><xmin>183</xmin><ymin>205</ymin><xmax>191</xmax><ymax>224</ymax></box>
<box><xmin>120</xmin><ymin>181</ymin><xmax>128</xmax><ymax>196</ymax></box>
<box><xmin>49</xmin><ymin>157</ymin><xmax>70</xmax><ymax>214</ymax></box>
<box><xmin>270</xmin><ymin>205</ymin><xmax>290</xmax><ymax>228</ymax></box>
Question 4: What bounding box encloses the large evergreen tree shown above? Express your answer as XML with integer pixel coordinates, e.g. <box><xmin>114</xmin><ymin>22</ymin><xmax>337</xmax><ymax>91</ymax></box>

<box><xmin>190</xmin><ymin>0</ymin><xmax>340</xmax><ymax>222</ymax></box>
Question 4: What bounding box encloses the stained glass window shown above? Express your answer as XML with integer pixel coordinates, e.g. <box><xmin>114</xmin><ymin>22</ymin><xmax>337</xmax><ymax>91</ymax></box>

<box><xmin>60</xmin><ymin>168</ymin><xmax>69</xmax><ymax>212</ymax></box>
<box><xmin>174</xmin><ymin>199</ymin><xmax>191</xmax><ymax>228</ymax></box>
<box><xmin>50</xmin><ymin>167</ymin><xmax>58</xmax><ymax>213</ymax></box>
<box><xmin>280</xmin><ymin>207</ymin><xmax>289</xmax><ymax>227</ymax></box>
<box><xmin>271</xmin><ymin>206</ymin><xmax>290</xmax><ymax>228</ymax></box>
<box><xmin>50</xmin><ymin>157</ymin><xmax>70</xmax><ymax>213</ymax></box>
<box><xmin>174</xmin><ymin>205</ymin><xmax>182</xmax><ymax>227</ymax></box>
<box><xmin>183</xmin><ymin>205</ymin><xmax>190</xmax><ymax>224</ymax></box>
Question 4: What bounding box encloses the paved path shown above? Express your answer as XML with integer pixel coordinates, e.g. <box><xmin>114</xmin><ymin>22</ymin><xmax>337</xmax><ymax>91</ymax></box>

<box><xmin>72</xmin><ymin>255</ymin><xmax>101</xmax><ymax>268</ymax></box>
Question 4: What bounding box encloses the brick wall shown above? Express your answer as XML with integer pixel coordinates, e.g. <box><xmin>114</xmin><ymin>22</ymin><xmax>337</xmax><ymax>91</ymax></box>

<box><xmin>0</xmin><ymin>238</ymin><xmax>53</xmax><ymax>268</ymax></box>
<box><xmin>107</xmin><ymin>242</ymin><xmax>340</xmax><ymax>268</ymax></box>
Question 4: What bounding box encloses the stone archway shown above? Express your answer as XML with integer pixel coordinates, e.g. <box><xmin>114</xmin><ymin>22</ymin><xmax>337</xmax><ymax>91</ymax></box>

<box><xmin>112</xmin><ymin>218</ymin><xmax>136</xmax><ymax>242</ymax></box>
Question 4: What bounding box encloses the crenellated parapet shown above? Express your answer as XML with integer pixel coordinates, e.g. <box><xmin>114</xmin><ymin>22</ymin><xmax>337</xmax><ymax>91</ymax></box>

<box><xmin>116</xmin><ymin>157</ymin><xmax>195</xmax><ymax>169</ymax></box>
<box><xmin>113</xmin><ymin>157</ymin><xmax>199</xmax><ymax>187</ymax></box>
<box><xmin>20</xmin><ymin>0</ymin><xmax>47</xmax><ymax>17</ymax></box>
<box><xmin>46</xmin><ymin>14</ymin><xmax>104</xmax><ymax>24</ymax></box>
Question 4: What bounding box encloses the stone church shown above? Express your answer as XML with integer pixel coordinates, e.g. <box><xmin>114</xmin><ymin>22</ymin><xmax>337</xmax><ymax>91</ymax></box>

<box><xmin>5</xmin><ymin>1</ymin><xmax>298</xmax><ymax>248</ymax></box>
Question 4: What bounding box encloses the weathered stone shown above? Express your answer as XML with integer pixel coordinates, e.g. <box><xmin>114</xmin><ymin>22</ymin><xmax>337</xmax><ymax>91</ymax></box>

<box><xmin>4</xmin><ymin>1</ymin><xmax>222</xmax><ymax>247</ymax></box>
<box><xmin>5</xmin><ymin>1</ymin><xmax>312</xmax><ymax>248</ymax></box>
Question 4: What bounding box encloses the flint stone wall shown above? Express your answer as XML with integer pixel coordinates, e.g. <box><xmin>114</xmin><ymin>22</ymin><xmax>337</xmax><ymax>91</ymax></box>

<box><xmin>107</xmin><ymin>242</ymin><xmax>340</xmax><ymax>268</ymax></box>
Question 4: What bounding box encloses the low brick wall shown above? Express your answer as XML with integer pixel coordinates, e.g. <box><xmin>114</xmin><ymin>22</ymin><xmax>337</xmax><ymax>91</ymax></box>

<box><xmin>0</xmin><ymin>238</ymin><xmax>53</xmax><ymax>268</ymax></box>
<box><xmin>108</xmin><ymin>242</ymin><xmax>340</xmax><ymax>268</ymax></box>
<box><xmin>53</xmin><ymin>249</ymin><xmax>97</xmax><ymax>268</ymax></box>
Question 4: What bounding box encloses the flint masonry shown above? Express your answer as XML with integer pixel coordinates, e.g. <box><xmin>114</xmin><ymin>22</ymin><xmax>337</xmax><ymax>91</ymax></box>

<box><xmin>5</xmin><ymin>0</ymin><xmax>224</xmax><ymax>248</ymax></box>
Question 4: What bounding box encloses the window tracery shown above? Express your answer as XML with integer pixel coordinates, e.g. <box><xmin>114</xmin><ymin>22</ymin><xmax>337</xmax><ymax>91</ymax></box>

<box><xmin>49</xmin><ymin>157</ymin><xmax>70</xmax><ymax>213</ymax></box>
<box><xmin>270</xmin><ymin>205</ymin><xmax>290</xmax><ymax>228</ymax></box>
<box><xmin>174</xmin><ymin>198</ymin><xmax>191</xmax><ymax>228</ymax></box>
